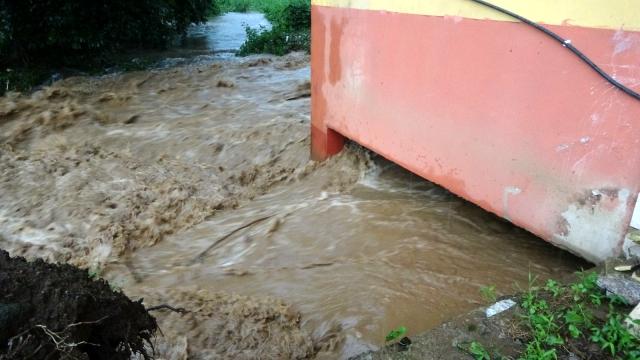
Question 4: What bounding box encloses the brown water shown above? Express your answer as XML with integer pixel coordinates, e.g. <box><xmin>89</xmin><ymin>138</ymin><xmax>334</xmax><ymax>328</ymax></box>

<box><xmin>0</xmin><ymin>16</ymin><xmax>587</xmax><ymax>360</ymax></box>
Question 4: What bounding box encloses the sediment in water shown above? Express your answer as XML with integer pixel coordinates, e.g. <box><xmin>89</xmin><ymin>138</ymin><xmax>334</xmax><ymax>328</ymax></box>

<box><xmin>0</xmin><ymin>53</ymin><xmax>361</xmax><ymax>358</ymax></box>
<box><xmin>0</xmin><ymin>51</ymin><xmax>587</xmax><ymax>358</ymax></box>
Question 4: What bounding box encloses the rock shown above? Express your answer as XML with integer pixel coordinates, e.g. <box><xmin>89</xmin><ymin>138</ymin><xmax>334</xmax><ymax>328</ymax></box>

<box><xmin>485</xmin><ymin>299</ymin><xmax>516</xmax><ymax>318</ymax></box>
<box><xmin>597</xmin><ymin>275</ymin><xmax>640</xmax><ymax>305</ymax></box>
<box><xmin>216</xmin><ymin>79</ymin><xmax>235</xmax><ymax>88</ymax></box>
<box><xmin>626</xmin><ymin>304</ymin><xmax>640</xmax><ymax>338</ymax></box>
<box><xmin>397</xmin><ymin>337</ymin><xmax>412</xmax><ymax>352</ymax></box>
<box><xmin>627</xmin><ymin>244</ymin><xmax>640</xmax><ymax>260</ymax></box>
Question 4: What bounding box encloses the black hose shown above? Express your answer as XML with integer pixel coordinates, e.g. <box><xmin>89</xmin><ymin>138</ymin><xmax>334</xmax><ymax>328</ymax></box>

<box><xmin>468</xmin><ymin>0</ymin><xmax>640</xmax><ymax>102</ymax></box>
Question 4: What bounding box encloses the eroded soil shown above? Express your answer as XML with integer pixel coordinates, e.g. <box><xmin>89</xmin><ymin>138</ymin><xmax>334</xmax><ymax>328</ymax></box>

<box><xmin>0</xmin><ymin>249</ymin><xmax>156</xmax><ymax>359</ymax></box>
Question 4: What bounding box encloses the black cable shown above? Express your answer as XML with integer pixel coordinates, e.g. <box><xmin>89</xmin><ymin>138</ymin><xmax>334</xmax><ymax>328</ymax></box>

<box><xmin>468</xmin><ymin>0</ymin><xmax>640</xmax><ymax>102</ymax></box>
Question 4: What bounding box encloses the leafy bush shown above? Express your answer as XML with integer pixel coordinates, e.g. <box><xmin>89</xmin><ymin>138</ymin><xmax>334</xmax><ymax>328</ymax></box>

<box><xmin>238</xmin><ymin>25</ymin><xmax>309</xmax><ymax>56</ymax></box>
<box><xmin>264</xmin><ymin>0</ymin><xmax>310</xmax><ymax>31</ymax></box>
<box><xmin>218</xmin><ymin>0</ymin><xmax>254</xmax><ymax>12</ymax></box>
<box><xmin>216</xmin><ymin>0</ymin><xmax>291</xmax><ymax>14</ymax></box>
<box><xmin>238</xmin><ymin>0</ymin><xmax>310</xmax><ymax>56</ymax></box>
<box><xmin>468</xmin><ymin>341</ymin><xmax>491</xmax><ymax>360</ymax></box>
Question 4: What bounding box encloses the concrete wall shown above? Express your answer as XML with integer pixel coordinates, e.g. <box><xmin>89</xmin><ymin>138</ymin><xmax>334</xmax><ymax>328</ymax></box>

<box><xmin>311</xmin><ymin>0</ymin><xmax>640</xmax><ymax>263</ymax></box>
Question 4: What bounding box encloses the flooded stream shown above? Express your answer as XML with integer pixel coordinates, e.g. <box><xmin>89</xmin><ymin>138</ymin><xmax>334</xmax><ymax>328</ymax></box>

<box><xmin>0</xmin><ymin>13</ymin><xmax>588</xmax><ymax>359</ymax></box>
<box><xmin>184</xmin><ymin>12</ymin><xmax>271</xmax><ymax>55</ymax></box>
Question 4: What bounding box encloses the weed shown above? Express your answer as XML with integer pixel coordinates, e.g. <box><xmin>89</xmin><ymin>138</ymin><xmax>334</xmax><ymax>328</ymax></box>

<box><xmin>468</xmin><ymin>341</ymin><xmax>491</xmax><ymax>360</ymax></box>
<box><xmin>513</xmin><ymin>271</ymin><xmax>640</xmax><ymax>359</ymax></box>
<box><xmin>480</xmin><ymin>285</ymin><xmax>498</xmax><ymax>303</ymax></box>
<box><xmin>543</xmin><ymin>279</ymin><xmax>562</xmax><ymax>298</ymax></box>
<box><xmin>385</xmin><ymin>326</ymin><xmax>407</xmax><ymax>343</ymax></box>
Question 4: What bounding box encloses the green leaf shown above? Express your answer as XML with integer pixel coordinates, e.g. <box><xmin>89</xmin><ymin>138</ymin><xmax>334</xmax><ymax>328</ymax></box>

<box><xmin>469</xmin><ymin>341</ymin><xmax>491</xmax><ymax>360</ymax></box>
<box><xmin>385</xmin><ymin>326</ymin><xmax>407</xmax><ymax>342</ymax></box>
<box><xmin>568</xmin><ymin>324</ymin><xmax>581</xmax><ymax>338</ymax></box>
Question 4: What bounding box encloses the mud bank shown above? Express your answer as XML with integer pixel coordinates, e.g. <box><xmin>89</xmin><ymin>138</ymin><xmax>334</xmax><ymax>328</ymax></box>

<box><xmin>356</xmin><ymin>265</ymin><xmax>640</xmax><ymax>360</ymax></box>
<box><xmin>0</xmin><ymin>249</ymin><xmax>156</xmax><ymax>359</ymax></box>
<box><xmin>354</xmin><ymin>304</ymin><xmax>524</xmax><ymax>360</ymax></box>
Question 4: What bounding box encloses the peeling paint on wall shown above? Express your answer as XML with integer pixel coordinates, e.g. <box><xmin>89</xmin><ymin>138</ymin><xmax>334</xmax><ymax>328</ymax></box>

<box><xmin>631</xmin><ymin>194</ymin><xmax>640</xmax><ymax>229</ymax></box>
<box><xmin>502</xmin><ymin>186</ymin><xmax>522</xmax><ymax>221</ymax></box>
<box><xmin>554</xmin><ymin>188</ymin><xmax>631</xmax><ymax>263</ymax></box>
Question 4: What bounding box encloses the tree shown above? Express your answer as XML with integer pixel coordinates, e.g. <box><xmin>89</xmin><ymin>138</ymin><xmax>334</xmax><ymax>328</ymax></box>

<box><xmin>0</xmin><ymin>0</ymin><xmax>213</xmax><ymax>66</ymax></box>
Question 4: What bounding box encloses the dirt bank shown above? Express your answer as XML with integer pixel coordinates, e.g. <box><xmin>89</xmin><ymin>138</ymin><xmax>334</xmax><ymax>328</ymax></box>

<box><xmin>354</xmin><ymin>304</ymin><xmax>524</xmax><ymax>360</ymax></box>
<box><xmin>356</xmin><ymin>265</ymin><xmax>640</xmax><ymax>360</ymax></box>
<box><xmin>0</xmin><ymin>249</ymin><xmax>156</xmax><ymax>359</ymax></box>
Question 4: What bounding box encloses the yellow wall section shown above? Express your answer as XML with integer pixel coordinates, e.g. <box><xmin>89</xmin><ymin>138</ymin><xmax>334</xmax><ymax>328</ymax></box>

<box><xmin>311</xmin><ymin>0</ymin><xmax>640</xmax><ymax>31</ymax></box>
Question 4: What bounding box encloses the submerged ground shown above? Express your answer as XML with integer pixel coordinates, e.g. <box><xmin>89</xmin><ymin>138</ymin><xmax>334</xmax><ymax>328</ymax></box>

<box><xmin>0</xmin><ymin>14</ymin><xmax>589</xmax><ymax>359</ymax></box>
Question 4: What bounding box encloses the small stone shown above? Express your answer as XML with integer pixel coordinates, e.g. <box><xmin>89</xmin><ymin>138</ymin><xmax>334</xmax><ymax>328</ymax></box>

<box><xmin>626</xmin><ymin>303</ymin><xmax>640</xmax><ymax>338</ymax></box>
<box><xmin>397</xmin><ymin>337</ymin><xmax>412</xmax><ymax>352</ymax></box>
<box><xmin>567</xmin><ymin>352</ymin><xmax>580</xmax><ymax>360</ymax></box>
<box><xmin>216</xmin><ymin>79</ymin><xmax>235</xmax><ymax>88</ymax></box>
<box><xmin>628</xmin><ymin>245</ymin><xmax>640</xmax><ymax>259</ymax></box>
<box><xmin>615</xmin><ymin>264</ymin><xmax>636</xmax><ymax>272</ymax></box>
<box><xmin>597</xmin><ymin>275</ymin><xmax>640</xmax><ymax>305</ymax></box>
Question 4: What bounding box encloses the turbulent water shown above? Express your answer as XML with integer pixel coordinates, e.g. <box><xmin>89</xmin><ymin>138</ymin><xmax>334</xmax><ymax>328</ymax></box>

<box><xmin>184</xmin><ymin>12</ymin><xmax>271</xmax><ymax>55</ymax></box>
<box><xmin>0</xmin><ymin>14</ymin><xmax>587</xmax><ymax>360</ymax></box>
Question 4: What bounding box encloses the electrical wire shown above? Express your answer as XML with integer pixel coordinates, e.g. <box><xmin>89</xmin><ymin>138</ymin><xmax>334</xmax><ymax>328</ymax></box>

<box><xmin>468</xmin><ymin>0</ymin><xmax>640</xmax><ymax>102</ymax></box>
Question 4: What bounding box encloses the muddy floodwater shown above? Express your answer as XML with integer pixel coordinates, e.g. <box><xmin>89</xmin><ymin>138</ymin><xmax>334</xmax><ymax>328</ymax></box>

<box><xmin>184</xmin><ymin>12</ymin><xmax>271</xmax><ymax>55</ymax></box>
<box><xmin>0</xmin><ymin>14</ymin><xmax>587</xmax><ymax>359</ymax></box>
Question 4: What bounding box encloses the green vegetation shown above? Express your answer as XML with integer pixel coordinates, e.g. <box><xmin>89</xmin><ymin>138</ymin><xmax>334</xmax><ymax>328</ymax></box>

<box><xmin>0</xmin><ymin>0</ymin><xmax>311</xmax><ymax>94</ymax></box>
<box><xmin>480</xmin><ymin>285</ymin><xmax>498</xmax><ymax>303</ymax></box>
<box><xmin>385</xmin><ymin>326</ymin><xmax>408</xmax><ymax>343</ymax></box>
<box><xmin>216</xmin><ymin>0</ymin><xmax>293</xmax><ymax>14</ymax></box>
<box><xmin>472</xmin><ymin>272</ymin><xmax>640</xmax><ymax>360</ymax></box>
<box><xmin>237</xmin><ymin>0</ymin><xmax>311</xmax><ymax>56</ymax></box>
<box><xmin>0</xmin><ymin>0</ymin><xmax>213</xmax><ymax>95</ymax></box>
<box><xmin>468</xmin><ymin>341</ymin><xmax>491</xmax><ymax>360</ymax></box>
<box><xmin>1</xmin><ymin>0</ymin><xmax>211</xmax><ymax>60</ymax></box>
<box><xmin>459</xmin><ymin>340</ymin><xmax>506</xmax><ymax>360</ymax></box>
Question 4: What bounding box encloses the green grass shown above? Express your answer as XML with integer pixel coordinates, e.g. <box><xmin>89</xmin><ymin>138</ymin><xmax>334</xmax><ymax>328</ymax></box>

<box><xmin>468</xmin><ymin>341</ymin><xmax>491</xmax><ymax>360</ymax></box>
<box><xmin>480</xmin><ymin>285</ymin><xmax>498</xmax><ymax>303</ymax></box>
<box><xmin>471</xmin><ymin>272</ymin><xmax>640</xmax><ymax>360</ymax></box>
